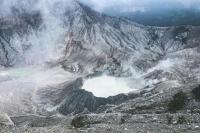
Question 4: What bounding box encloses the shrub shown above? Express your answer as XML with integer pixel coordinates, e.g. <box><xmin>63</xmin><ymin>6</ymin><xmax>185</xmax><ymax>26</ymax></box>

<box><xmin>120</xmin><ymin>118</ymin><xmax>125</xmax><ymax>124</ymax></box>
<box><xmin>177</xmin><ymin>116</ymin><xmax>187</xmax><ymax>124</ymax></box>
<box><xmin>168</xmin><ymin>91</ymin><xmax>187</xmax><ymax>113</ymax></box>
<box><xmin>166</xmin><ymin>115</ymin><xmax>173</xmax><ymax>124</ymax></box>
<box><xmin>192</xmin><ymin>85</ymin><xmax>200</xmax><ymax>101</ymax></box>
<box><xmin>71</xmin><ymin>115</ymin><xmax>101</xmax><ymax>128</ymax></box>
<box><xmin>173</xmin><ymin>26</ymin><xmax>189</xmax><ymax>43</ymax></box>
<box><xmin>71</xmin><ymin>115</ymin><xmax>89</xmax><ymax>128</ymax></box>
<box><xmin>173</xmin><ymin>26</ymin><xmax>189</xmax><ymax>36</ymax></box>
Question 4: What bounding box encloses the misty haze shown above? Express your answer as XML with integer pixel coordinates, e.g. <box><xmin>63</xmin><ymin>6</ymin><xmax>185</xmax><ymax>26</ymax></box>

<box><xmin>0</xmin><ymin>0</ymin><xmax>200</xmax><ymax>132</ymax></box>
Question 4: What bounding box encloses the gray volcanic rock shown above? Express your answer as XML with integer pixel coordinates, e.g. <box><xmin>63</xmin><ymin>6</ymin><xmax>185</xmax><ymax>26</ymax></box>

<box><xmin>58</xmin><ymin>78</ymin><xmax>139</xmax><ymax>115</ymax></box>
<box><xmin>59</xmin><ymin>89</ymin><xmax>140</xmax><ymax>115</ymax></box>
<box><xmin>58</xmin><ymin>89</ymin><xmax>102</xmax><ymax>115</ymax></box>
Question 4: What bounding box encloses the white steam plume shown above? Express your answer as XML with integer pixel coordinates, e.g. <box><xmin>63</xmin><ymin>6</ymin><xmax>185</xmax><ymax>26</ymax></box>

<box><xmin>2</xmin><ymin>0</ymin><xmax>76</xmax><ymax>66</ymax></box>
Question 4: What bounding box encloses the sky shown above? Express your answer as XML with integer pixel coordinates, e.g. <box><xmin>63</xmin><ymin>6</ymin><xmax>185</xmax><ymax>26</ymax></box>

<box><xmin>1</xmin><ymin>0</ymin><xmax>200</xmax><ymax>15</ymax></box>
<box><xmin>79</xmin><ymin>0</ymin><xmax>200</xmax><ymax>13</ymax></box>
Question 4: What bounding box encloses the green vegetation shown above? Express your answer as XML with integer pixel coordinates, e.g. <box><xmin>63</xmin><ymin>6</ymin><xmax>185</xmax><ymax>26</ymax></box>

<box><xmin>173</xmin><ymin>26</ymin><xmax>189</xmax><ymax>36</ymax></box>
<box><xmin>71</xmin><ymin>115</ymin><xmax>101</xmax><ymax>128</ymax></box>
<box><xmin>192</xmin><ymin>85</ymin><xmax>200</xmax><ymax>101</ymax></box>
<box><xmin>166</xmin><ymin>115</ymin><xmax>173</xmax><ymax>124</ymax></box>
<box><xmin>120</xmin><ymin>118</ymin><xmax>125</xmax><ymax>124</ymax></box>
<box><xmin>168</xmin><ymin>91</ymin><xmax>187</xmax><ymax>113</ymax></box>
<box><xmin>177</xmin><ymin>116</ymin><xmax>187</xmax><ymax>124</ymax></box>
<box><xmin>172</xmin><ymin>26</ymin><xmax>189</xmax><ymax>43</ymax></box>
<box><xmin>71</xmin><ymin>116</ymin><xmax>89</xmax><ymax>128</ymax></box>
